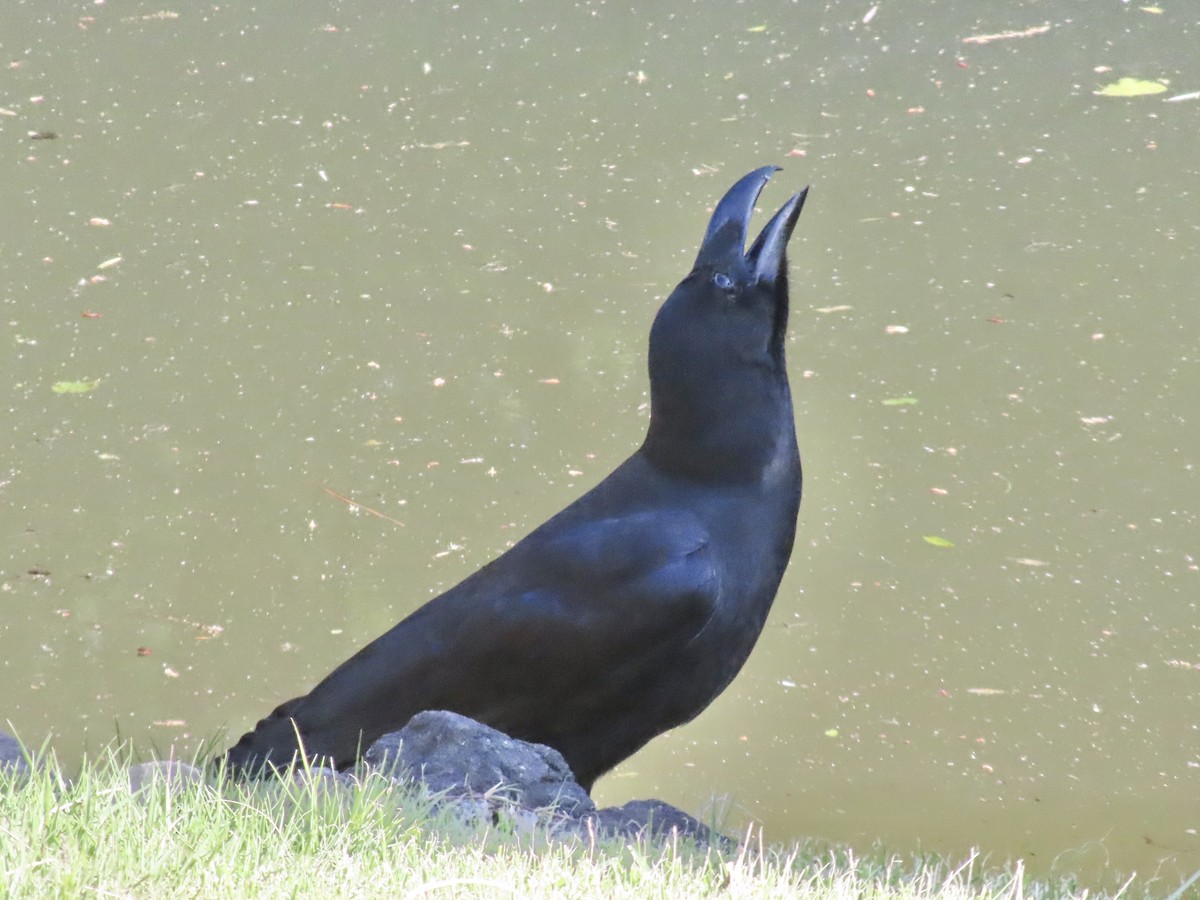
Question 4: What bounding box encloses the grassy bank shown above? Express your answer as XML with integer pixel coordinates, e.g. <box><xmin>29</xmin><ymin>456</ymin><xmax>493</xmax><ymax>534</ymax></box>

<box><xmin>0</xmin><ymin>754</ymin><xmax>1165</xmax><ymax>898</ymax></box>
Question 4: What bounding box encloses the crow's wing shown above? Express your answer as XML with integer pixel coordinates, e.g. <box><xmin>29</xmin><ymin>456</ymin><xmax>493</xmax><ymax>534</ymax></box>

<box><xmin>229</xmin><ymin>508</ymin><xmax>719</xmax><ymax>768</ymax></box>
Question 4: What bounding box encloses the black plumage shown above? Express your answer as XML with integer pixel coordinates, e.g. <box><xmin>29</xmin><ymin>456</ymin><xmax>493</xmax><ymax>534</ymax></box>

<box><xmin>225</xmin><ymin>167</ymin><xmax>808</xmax><ymax>791</ymax></box>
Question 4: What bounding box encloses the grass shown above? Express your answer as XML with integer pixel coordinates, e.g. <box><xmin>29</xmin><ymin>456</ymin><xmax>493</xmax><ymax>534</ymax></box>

<box><xmin>0</xmin><ymin>751</ymin><xmax>1176</xmax><ymax>898</ymax></box>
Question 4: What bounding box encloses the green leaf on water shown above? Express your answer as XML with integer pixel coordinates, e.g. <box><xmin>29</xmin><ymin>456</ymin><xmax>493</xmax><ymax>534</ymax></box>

<box><xmin>923</xmin><ymin>535</ymin><xmax>955</xmax><ymax>548</ymax></box>
<box><xmin>882</xmin><ymin>397</ymin><xmax>918</xmax><ymax>406</ymax></box>
<box><xmin>1095</xmin><ymin>77</ymin><xmax>1168</xmax><ymax>97</ymax></box>
<box><xmin>746</xmin><ymin>24</ymin><xmax>768</xmax><ymax>33</ymax></box>
<box><xmin>51</xmin><ymin>379</ymin><xmax>100</xmax><ymax>394</ymax></box>
<box><xmin>824</xmin><ymin>728</ymin><xmax>839</xmax><ymax>738</ymax></box>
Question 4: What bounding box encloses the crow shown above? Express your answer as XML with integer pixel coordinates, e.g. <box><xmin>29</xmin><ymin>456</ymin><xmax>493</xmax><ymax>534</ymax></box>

<box><xmin>224</xmin><ymin>167</ymin><xmax>808</xmax><ymax>792</ymax></box>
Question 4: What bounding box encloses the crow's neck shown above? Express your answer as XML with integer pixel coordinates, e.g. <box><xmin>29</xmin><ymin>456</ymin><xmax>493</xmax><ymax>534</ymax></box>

<box><xmin>641</xmin><ymin>363</ymin><xmax>797</xmax><ymax>485</ymax></box>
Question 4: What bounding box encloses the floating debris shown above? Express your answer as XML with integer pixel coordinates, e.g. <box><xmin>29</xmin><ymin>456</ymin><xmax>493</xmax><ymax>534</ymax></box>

<box><xmin>1095</xmin><ymin>78</ymin><xmax>1168</xmax><ymax>98</ymax></box>
<box><xmin>962</xmin><ymin>24</ymin><xmax>1051</xmax><ymax>45</ymax></box>
<box><xmin>51</xmin><ymin>379</ymin><xmax>100</xmax><ymax>394</ymax></box>
<box><xmin>122</xmin><ymin>11</ymin><xmax>181</xmax><ymax>22</ymax></box>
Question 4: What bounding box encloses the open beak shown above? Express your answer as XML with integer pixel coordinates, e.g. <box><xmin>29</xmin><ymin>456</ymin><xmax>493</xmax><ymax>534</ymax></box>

<box><xmin>693</xmin><ymin>167</ymin><xmax>808</xmax><ymax>286</ymax></box>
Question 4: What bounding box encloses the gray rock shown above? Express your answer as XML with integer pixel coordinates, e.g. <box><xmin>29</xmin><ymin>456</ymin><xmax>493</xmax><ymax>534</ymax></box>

<box><xmin>358</xmin><ymin>713</ymin><xmax>727</xmax><ymax>847</ymax></box>
<box><xmin>280</xmin><ymin>765</ymin><xmax>360</xmax><ymax>818</ymax></box>
<box><xmin>359</xmin><ymin>730</ymin><xmax>407</xmax><ymax>778</ymax></box>
<box><xmin>127</xmin><ymin>760</ymin><xmax>205</xmax><ymax>795</ymax></box>
<box><xmin>584</xmin><ymin>798</ymin><xmax>725</xmax><ymax>846</ymax></box>
<box><xmin>290</xmin><ymin>765</ymin><xmax>360</xmax><ymax>796</ymax></box>
<box><xmin>363</xmin><ymin>710</ymin><xmax>595</xmax><ymax>816</ymax></box>
<box><xmin>0</xmin><ymin>731</ymin><xmax>33</xmax><ymax>778</ymax></box>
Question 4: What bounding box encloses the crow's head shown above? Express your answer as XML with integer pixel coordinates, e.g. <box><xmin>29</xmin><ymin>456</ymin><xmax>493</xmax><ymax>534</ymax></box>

<box><xmin>651</xmin><ymin>167</ymin><xmax>807</xmax><ymax>373</ymax></box>
<box><xmin>644</xmin><ymin>168</ymin><xmax>808</xmax><ymax>479</ymax></box>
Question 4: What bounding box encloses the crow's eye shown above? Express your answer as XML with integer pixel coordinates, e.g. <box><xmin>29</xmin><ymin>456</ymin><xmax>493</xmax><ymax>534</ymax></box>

<box><xmin>713</xmin><ymin>272</ymin><xmax>734</xmax><ymax>291</ymax></box>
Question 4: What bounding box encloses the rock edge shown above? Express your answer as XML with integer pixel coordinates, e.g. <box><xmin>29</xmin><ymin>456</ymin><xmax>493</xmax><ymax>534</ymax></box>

<box><xmin>1</xmin><ymin>711</ymin><xmax>724</xmax><ymax>847</ymax></box>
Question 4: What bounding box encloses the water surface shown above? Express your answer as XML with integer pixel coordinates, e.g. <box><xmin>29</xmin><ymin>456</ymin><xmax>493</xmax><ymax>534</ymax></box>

<box><xmin>2</xmin><ymin>1</ymin><xmax>1198</xmax><ymax>889</ymax></box>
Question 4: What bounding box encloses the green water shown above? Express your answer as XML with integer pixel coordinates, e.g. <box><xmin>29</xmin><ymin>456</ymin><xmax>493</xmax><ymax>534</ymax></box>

<box><xmin>2</xmin><ymin>1</ymin><xmax>1197</xmax><ymax>890</ymax></box>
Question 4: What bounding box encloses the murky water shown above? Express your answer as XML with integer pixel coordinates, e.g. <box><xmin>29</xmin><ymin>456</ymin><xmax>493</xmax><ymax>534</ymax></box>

<box><xmin>3</xmin><ymin>1</ymin><xmax>1197</xmax><ymax>889</ymax></box>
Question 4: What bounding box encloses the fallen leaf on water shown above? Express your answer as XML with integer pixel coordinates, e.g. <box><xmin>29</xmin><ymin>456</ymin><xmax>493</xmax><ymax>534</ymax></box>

<box><xmin>1095</xmin><ymin>78</ymin><xmax>1168</xmax><ymax>97</ymax></box>
<box><xmin>923</xmin><ymin>535</ymin><xmax>955</xmax><ymax>548</ymax></box>
<box><xmin>52</xmin><ymin>379</ymin><xmax>100</xmax><ymax>394</ymax></box>
<box><xmin>1012</xmin><ymin>557</ymin><xmax>1049</xmax><ymax>567</ymax></box>
<box><xmin>966</xmin><ymin>687</ymin><xmax>1008</xmax><ymax>696</ymax></box>
<box><xmin>882</xmin><ymin>397</ymin><xmax>918</xmax><ymax>406</ymax></box>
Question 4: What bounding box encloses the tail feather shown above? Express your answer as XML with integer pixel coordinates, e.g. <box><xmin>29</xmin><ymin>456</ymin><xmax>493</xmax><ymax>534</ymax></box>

<box><xmin>222</xmin><ymin>701</ymin><xmax>309</xmax><ymax>775</ymax></box>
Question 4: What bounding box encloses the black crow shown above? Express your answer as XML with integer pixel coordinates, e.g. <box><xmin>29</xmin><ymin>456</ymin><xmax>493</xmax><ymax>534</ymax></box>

<box><xmin>225</xmin><ymin>167</ymin><xmax>808</xmax><ymax>791</ymax></box>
